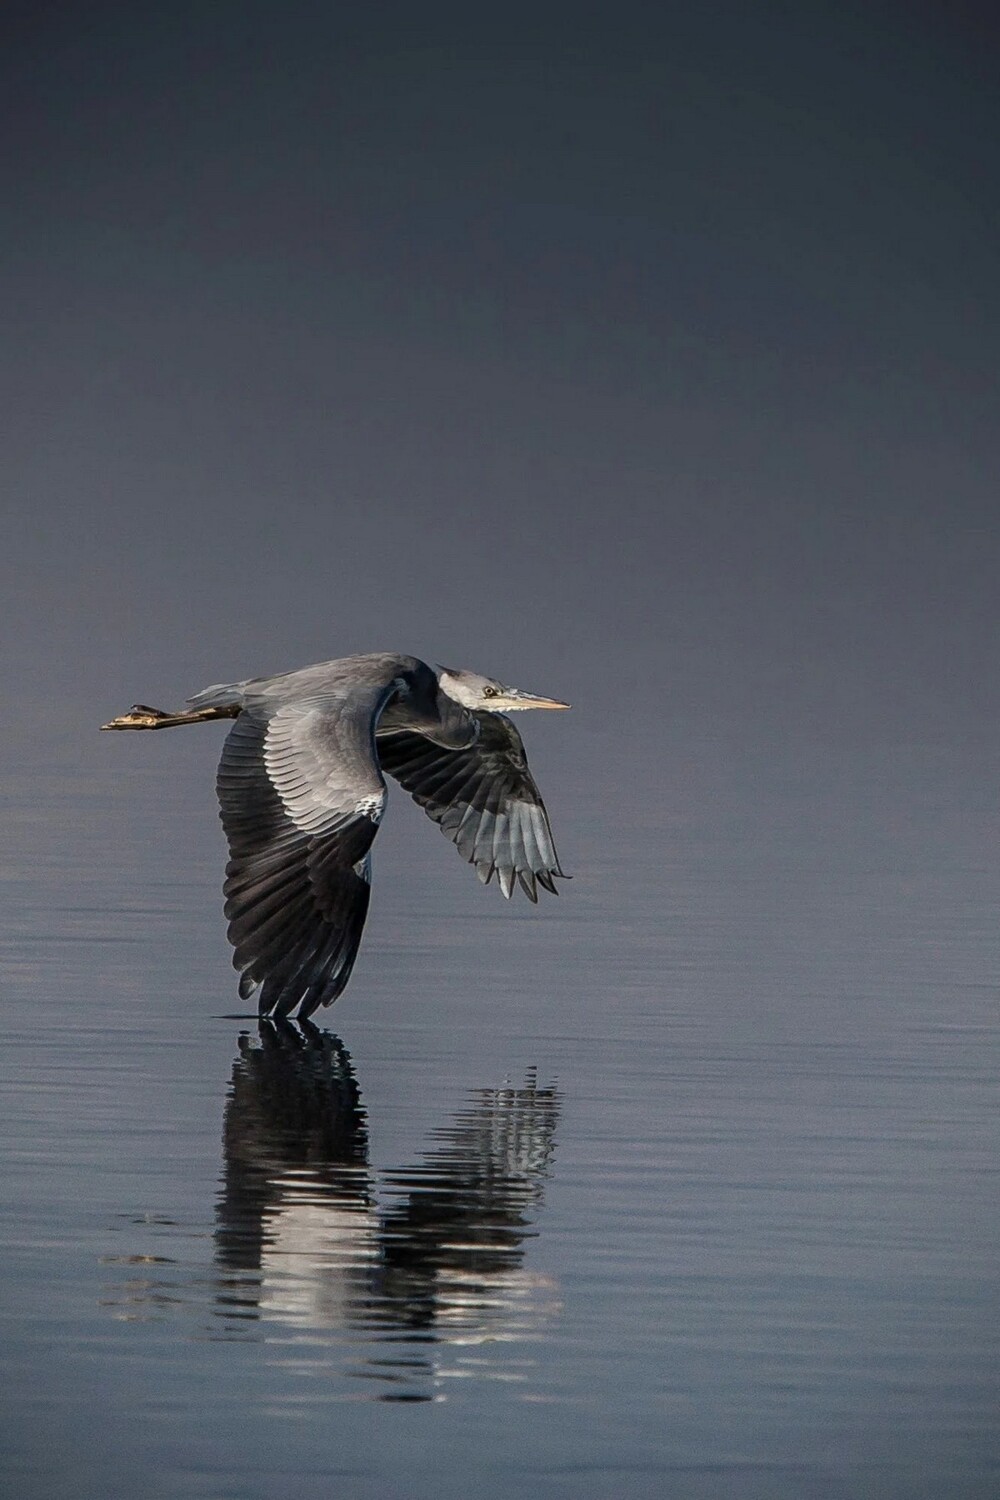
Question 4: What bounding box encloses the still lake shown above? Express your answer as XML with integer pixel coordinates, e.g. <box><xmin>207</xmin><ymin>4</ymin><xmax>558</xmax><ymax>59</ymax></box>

<box><xmin>2</xmin><ymin>716</ymin><xmax>997</xmax><ymax>1498</ymax></box>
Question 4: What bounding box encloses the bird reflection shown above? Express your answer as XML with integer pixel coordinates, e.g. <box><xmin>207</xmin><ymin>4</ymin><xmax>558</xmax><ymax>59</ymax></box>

<box><xmin>216</xmin><ymin>1019</ymin><xmax>375</xmax><ymax>1328</ymax></box>
<box><xmin>213</xmin><ymin>1020</ymin><xmax>560</xmax><ymax>1392</ymax></box>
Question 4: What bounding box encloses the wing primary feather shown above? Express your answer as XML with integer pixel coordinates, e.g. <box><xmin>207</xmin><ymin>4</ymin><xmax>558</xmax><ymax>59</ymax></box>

<box><xmin>379</xmin><ymin>714</ymin><xmax>565</xmax><ymax>902</ymax></box>
<box><xmin>215</xmin><ymin>692</ymin><xmax>386</xmax><ymax>1018</ymax></box>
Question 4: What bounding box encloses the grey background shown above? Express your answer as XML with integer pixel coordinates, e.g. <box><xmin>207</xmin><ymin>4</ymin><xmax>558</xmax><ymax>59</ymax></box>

<box><xmin>2</xmin><ymin>4</ymin><xmax>998</xmax><ymax>1496</ymax></box>
<box><xmin>4</xmin><ymin>0</ymin><xmax>997</xmax><ymax>757</ymax></box>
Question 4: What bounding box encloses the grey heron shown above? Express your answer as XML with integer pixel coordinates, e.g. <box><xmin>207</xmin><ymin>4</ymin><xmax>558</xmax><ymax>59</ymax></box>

<box><xmin>101</xmin><ymin>653</ymin><xmax>569</xmax><ymax>1020</ymax></box>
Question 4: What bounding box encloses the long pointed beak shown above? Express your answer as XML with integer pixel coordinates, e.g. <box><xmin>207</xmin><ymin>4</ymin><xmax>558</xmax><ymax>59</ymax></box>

<box><xmin>507</xmin><ymin>692</ymin><xmax>571</xmax><ymax>710</ymax></box>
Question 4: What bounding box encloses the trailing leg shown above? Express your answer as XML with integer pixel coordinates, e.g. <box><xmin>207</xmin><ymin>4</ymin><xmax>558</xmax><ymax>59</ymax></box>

<box><xmin>99</xmin><ymin>703</ymin><xmax>240</xmax><ymax>731</ymax></box>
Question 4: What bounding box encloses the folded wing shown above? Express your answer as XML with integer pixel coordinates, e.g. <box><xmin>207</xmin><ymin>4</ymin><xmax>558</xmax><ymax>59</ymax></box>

<box><xmin>217</xmin><ymin>699</ymin><xmax>386</xmax><ymax>1020</ymax></box>
<box><xmin>376</xmin><ymin>713</ymin><xmax>566</xmax><ymax>901</ymax></box>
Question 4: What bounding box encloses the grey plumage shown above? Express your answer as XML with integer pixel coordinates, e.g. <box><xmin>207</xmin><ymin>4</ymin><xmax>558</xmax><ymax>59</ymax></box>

<box><xmin>102</xmin><ymin>652</ymin><xmax>569</xmax><ymax>1020</ymax></box>
<box><xmin>376</xmin><ymin>714</ymin><xmax>566</xmax><ymax>902</ymax></box>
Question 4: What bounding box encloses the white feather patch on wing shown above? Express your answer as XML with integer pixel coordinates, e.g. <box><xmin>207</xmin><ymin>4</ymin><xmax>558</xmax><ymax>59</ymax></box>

<box><xmin>263</xmin><ymin>704</ymin><xmax>386</xmax><ymax>835</ymax></box>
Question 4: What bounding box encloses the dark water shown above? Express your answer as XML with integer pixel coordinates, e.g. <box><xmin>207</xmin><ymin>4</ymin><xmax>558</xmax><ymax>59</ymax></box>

<box><xmin>2</xmin><ymin>727</ymin><xmax>998</xmax><ymax>1499</ymax></box>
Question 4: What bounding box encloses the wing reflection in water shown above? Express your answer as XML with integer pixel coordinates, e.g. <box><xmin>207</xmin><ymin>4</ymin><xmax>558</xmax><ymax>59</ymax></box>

<box><xmin>216</xmin><ymin>1020</ymin><xmax>376</xmax><ymax>1330</ymax></box>
<box><xmin>213</xmin><ymin>1020</ymin><xmax>561</xmax><ymax>1397</ymax></box>
<box><xmin>373</xmin><ymin>1078</ymin><xmax>560</xmax><ymax>1340</ymax></box>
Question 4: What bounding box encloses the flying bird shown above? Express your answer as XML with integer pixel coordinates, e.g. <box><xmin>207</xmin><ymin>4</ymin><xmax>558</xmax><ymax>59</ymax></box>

<box><xmin>101</xmin><ymin>653</ymin><xmax>569</xmax><ymax>1020</ymax></box>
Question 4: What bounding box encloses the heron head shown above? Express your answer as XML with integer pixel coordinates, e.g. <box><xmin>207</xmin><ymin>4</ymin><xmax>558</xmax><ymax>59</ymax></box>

<box><xmin>437</xmin><ymin>667</ymin><xmax>570</xmax><ymax>713</ymax></box>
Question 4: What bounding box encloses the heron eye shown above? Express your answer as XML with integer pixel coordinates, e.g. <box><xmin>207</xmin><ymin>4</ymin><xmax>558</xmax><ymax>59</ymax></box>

<box><xmin>483</xmin><ymin>686</ymin><xmax>500</xmax><ymax>698</ymax></box>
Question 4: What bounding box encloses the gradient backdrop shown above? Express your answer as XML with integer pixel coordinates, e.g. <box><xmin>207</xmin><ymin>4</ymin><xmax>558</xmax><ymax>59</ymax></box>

<box><xmin>4</xmin><ymin>1</ymin><xmax>997</xmax><ymax>762</ymax></box>
<box><xmin>2</xmin><ymin>3</ymin><xmax>998</xmax><ymax>1495</ymax></box>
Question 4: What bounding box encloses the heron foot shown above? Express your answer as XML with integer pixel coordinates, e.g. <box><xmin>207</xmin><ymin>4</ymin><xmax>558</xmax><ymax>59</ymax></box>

<box><xmin>100</xmin><ymin>702</ymin><xmax>241</xmax><ymax>731</ymax></box>
<box><xmin>100</xmin><ymin>704</ymin><xmax>176</xmax><ymax>730</ymax></box>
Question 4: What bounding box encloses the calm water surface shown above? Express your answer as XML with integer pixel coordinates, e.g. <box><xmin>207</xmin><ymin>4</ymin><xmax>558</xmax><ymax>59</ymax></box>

<box><xmin>2</xmin><ymin>726</ymin><xmax>998</xmax><ymax>1498</ymax></box>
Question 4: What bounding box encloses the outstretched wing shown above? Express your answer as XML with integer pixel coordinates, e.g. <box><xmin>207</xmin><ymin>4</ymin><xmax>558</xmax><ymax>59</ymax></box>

<box><xmin>376</xmin><ymin>713</ymin><xmax>566</xmax><ymax>902</ymax></box>
<box><xmin>217</xmin><ymin>699</ymin><xmax>386</xmax><ymax>1020</ymax></box>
